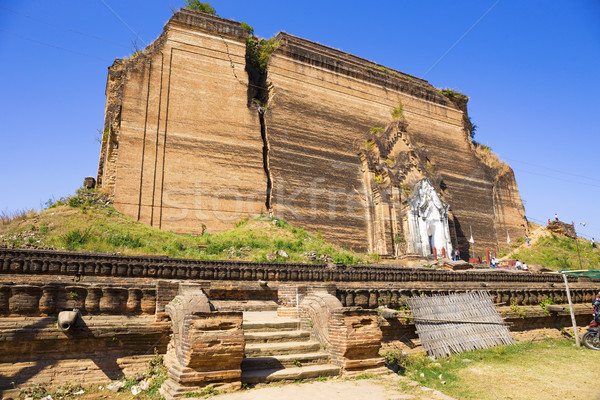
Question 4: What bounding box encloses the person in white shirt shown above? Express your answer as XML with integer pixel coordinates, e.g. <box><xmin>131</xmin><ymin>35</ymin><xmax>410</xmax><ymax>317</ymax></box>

<box><xmin>522</xmin><ymin>263</ymin><xmax>529</xmax><ymax>271</ymax></box>
<box><xmin>515</xmin><ymin>259</ymin><xmax>522</xmax><ymax>270</ymax></box>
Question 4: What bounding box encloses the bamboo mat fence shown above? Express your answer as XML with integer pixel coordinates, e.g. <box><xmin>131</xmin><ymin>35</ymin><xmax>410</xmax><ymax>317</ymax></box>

<box><xmin>406</xmin><ymin>291</ymin><xmax>514</xmax><ymax>359</ymax></box>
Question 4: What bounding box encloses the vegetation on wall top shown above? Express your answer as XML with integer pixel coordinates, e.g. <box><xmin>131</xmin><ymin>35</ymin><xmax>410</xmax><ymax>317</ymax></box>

<box><xmin>184</xmin><ymin>0</ymin><xmax>216</xmax><ymax>15</ymax></box>
<box><xmin>438</xmin><ymin>88</ymin><xmax>467</xmax><ymax>100</ymax></box>
<box><xmin>246</xmin><ymin>34</ymin><xmax>280</xmax><ymax>75</ymax></box>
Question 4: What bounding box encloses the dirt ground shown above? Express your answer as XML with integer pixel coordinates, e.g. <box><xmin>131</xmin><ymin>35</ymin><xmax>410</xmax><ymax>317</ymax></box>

<box><xmin>203</xmin><ymin>376</ymin><xmax>452</xmax><ymax>400</ymax></box>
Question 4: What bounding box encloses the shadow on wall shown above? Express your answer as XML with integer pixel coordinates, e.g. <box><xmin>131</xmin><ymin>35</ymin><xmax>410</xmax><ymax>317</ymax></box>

<box><xmin>452</xmin><ymin>216</ymin><xmax>469</xmax><ymax>261</ymax></box>
<box><xmin>0</xmin><ymin>317</ymin><xmax>168</xmax><ymax>393</ymax></box>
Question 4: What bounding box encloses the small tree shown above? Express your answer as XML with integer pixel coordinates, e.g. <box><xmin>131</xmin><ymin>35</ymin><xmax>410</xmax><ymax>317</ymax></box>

<box><xmin>184</xmin><ymin>0</ymin><xmax>216</xmax><ymax>14</ymax></box>
<box><xmin>469</xmin><ymin>117</ymin><xmax>477</xmax><ymax>140</ymax></box>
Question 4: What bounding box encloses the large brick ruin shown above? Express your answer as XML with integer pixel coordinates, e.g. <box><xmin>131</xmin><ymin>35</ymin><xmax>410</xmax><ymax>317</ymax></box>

<box><xmin>6</xmin><ymin>8</ymin><xmax>575</xmax><ymax>399</ymax></box>
<box><xmin>97</xmin><ymin>9</ymin><xmax>527</xmax><ymax>257</ymax></box>
<box><xmin>1</xmin><ymin>248</ymin><xmax>598</xmax><ymax>398</ymax></box>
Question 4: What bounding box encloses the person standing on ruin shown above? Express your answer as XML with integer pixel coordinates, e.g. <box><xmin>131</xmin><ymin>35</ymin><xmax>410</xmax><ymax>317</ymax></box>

<box><xmin>526</xmin><ymin>235</ymin><xmax>530</xmax><ymax>247</ymax></box>
<box><xmin>592</xmin><ymin>238</ymin><xmax>596</xmax><ymax>248</ymax></box>
<box><xmin>555</xmin><ymin>213</ymin><xmax>559</xmax><ymax>221</ymax></box>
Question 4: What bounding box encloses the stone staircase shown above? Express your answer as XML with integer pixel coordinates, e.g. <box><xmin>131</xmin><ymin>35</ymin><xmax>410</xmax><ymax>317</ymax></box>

<box><xmin>241</xmin><ymin>311</ymin><xmax>339</xmax><ymax>383</ymax></box>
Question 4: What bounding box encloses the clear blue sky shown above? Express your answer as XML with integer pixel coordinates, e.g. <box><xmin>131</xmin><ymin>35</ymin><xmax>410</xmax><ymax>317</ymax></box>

<box><xmin>1</xmin><ymin>1</ymin><xmax>599</xmax><ymax>240</ymax></box>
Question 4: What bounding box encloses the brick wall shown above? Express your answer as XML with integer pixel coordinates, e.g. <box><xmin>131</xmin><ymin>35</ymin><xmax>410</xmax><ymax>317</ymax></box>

<box><xmin>0</xmin><ymin>248</ymin><xmax>576</xmax><ymax>284</ymax></box>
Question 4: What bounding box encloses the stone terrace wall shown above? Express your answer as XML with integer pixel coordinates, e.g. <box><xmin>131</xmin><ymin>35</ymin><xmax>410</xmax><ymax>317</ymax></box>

<box><xmin>336</xmin><ymin>287</ymin><xmax>598</xmax><ymax>309</ymax></box>
<box><xmin>0</xmin><ymin>315</ymin><xmax>170</xmax><ymax>395</ymax></box>
<box><xmin>98</xmin><ymin>9</ymin><xmax>266</xmax><ymax>234</ymax></box>
<box><xmin>265</xmin><ymin>33</ymin><xmax>527</xmax><ymax>252</ymax></box>
<box><xmin>1</xmin><ymin>248</ymin><xmax>599</xmax><ymax>394</ymax></box>
<box><xmin>0</xmin><ymin>248</ymin><xmax>574</xmax><ymax>284</ymax></box>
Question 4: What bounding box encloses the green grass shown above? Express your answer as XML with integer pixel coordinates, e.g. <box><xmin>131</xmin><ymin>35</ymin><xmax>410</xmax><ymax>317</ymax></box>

<box><xmin>510</xmin><ymin>233</ymin><xmax>600</xmax><ymax>270</ymax></box>
<box><xmin>0</xmin><ymin>189</ymin><xmax>376</xmax><ymax>265</ymax></box>
<box><xmin>388</xmin><ymin>339</ymin><xmax>597</xmax><ymax>400</ymax></box>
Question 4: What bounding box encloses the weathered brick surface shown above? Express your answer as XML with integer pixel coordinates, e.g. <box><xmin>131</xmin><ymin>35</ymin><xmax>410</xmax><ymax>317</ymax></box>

<box><xmin>0</xmin><ymin>315</ymin><xmax>170</xmax><ymax>395</ymax></box>
<box><xmin>97</xmin><ymin>9</ymin><xmax>527</xmax><ymax>254</ymax></box>
<box><xmin>0</xmin><ymin>282</ymin><xmax>156</xmax><ymax>317</ymax></box>
<box><xmin>327</xmin><ymin>308</ymin><xmax>386</xmax><ymax>376</ymax></box>
<box><xmin>160</xmin><ymin>284</ymin><xmax>244</xmax><ymax>400</ymax></box>
<box><xmin>298</xmin><ymin>290</ymin><xmax>385</xmax><ymax>376</ymax></box>
<box><xmin>99</xmin><ymin>9</ymin><xmax>264</xmax><ymax>234</ymax></box>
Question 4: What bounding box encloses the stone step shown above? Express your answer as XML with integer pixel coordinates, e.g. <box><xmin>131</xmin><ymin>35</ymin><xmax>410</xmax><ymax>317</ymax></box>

<box><xmin>241</xmin><ymin>364</ymin><xmax>340</xmax><ymax>384</ymax></box>
<box><xmin>242</xmin><ymin>320</ymin><xmax>299</xmax><ymax>332</ymax></box>
<box><xmin>244</xmin><ymin>330</ymin><xmax>310</xmax><ymax>344</ymax></box>
<box><xmin>244</xmin><ymin>340</ymin><xmax>321</xmax><ymax>357</ymax></box>
<box><xmin>212</xmin><ymin>300</ymin><xmax>278</xmax><ymax>312</ymax></box>
<box><xmin>242</xmin><ymin>352</ymin><xmax>330</xmax><ymax>370</ymax></box>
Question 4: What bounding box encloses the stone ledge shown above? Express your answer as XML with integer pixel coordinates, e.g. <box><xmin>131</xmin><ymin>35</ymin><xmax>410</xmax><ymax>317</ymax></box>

<box><xmin>0</xmin><ymin>248</ymin><xmax>575</xmax><ymax>284</ymax></box>
<box><xmin>169</xmin><ymin>8</ymin><xmax>248</xmax><ymax>41</ymax></box>
<box><xmin>273</xmin><ymin>32</ymin><xmax>448</xmax><ymax>106</ymax></box>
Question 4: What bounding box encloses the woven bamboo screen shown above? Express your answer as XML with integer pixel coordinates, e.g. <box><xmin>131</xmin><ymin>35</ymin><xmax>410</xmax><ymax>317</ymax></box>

<box><xmin>406</xmin><ymin>291</ymin><xmax>513</xmax><ymax>359</ymax></box>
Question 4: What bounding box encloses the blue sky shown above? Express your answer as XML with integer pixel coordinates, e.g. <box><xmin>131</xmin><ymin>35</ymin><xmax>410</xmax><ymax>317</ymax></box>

<box><xmin>1</xmin><ymin>1</ymin><xmax>599</xmax><ymax>241</ymax></box>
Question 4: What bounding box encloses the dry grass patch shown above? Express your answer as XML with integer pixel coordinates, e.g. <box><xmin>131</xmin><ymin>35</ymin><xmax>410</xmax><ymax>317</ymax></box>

<box><xmin>397</xmin><ymin>339</ymin><xmax>599</xmax><ymax>400</ymax></box>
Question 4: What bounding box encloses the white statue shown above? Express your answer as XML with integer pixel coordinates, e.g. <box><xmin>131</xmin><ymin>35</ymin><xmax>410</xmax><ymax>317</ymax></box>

<box><xmin>406</xmin><ymin>179</ymin><xmax>453</xmax><ymax>257</ymax></box>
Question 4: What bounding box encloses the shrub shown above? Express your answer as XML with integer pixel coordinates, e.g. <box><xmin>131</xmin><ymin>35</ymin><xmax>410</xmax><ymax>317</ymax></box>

<box><xmin>540</xmin><ymin>296</ymin><xmax>554</xmax><ymax>316</ymax></box>
<box><xmin>391</xmin><ymin>100</ymin><xmax>404</xmax><ymax>119</ymax></box>
<box><xmin>184</xmin><ymin>0</ymin><xmax>216</xmax><ymax>14</ymax></box>
<box><xmin>332</xmin><ymin>252</ymin><xmax>362</xmax><ymax>265</ymax></box>
<box><xmin>241</xmin><ymin>22</ymin><xmax>254</xmax><ymax>35</ymax></box>
<box><xmin>469</xmin><ymin>117</ymin><xmax>477</xmax><ymax>140</ymax></box>
<box><xmin>61</xmin><ymin>228</ymin><xmax>91</xmax><ymax>250</ymax></box>
<box><xmin>382</xmin><ymin>348</ymin><xmax>406</xmax><ymax>372</ymax></box>
<box><xmin>235</xmin><ymin>217</ymin><xmax>249</xmax><ymax>228</ymax></box>
<box><xmin>246</xmin><ymin>36</ymin><xmax>280</xmax><ymax>75</ymax></box>
<box><xmin>369</xmin><ymin>126</ymin><xmax>384</xmax><ymax>134</ymax></box>
<box><xmin>107</xmin><ymin>233</ymin><xmax>143</xmax><ymax>249</ymax></box>
<box><xmin>362</xmin><ymin>140</ymin><xmax>375</xmax><ymax>151</ymax></box>
<box><xmin>438</xmin><ymin>88</ymin><xmax>466</xmax><ymax>100</ymax></box>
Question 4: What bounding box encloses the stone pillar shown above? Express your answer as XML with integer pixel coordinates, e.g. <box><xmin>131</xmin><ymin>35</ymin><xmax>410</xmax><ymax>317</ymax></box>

<box><xmin>277</xmin><ymin>284</ymin><xmax>307</xmax><ymax>318</ymax></box>
<box><xmin>99</xmin><ymin>287</ymin><xmax>127</xmax><ymax>314</ymax></box>
<box><xmin>299</xmin><ymin>292</ymin><xmax>385</xmax><ymax>377</ymax></box>
<box><xmin>0</xmin><ymin>286</ymin><xmax>10</xmax><ymax>315</ymax></box>
<box><xmin>39</xmin><ymin>286</ymin><xmax>58</xmax><ymax>315</ymax></box>
<box><xmin>85</xmin><ymin>287</ymin><xmax>103</xmax><ymax>314</ymax></box>
<box><xmin>9</xmin><ymin>285</ymin><xmax>42</xmax><ymax>315</ymax></box>
<box><xmin>328</xmin><ymin>307</ymin><xmax>386</xmax><ymax>376</ymax></box>
<box><xmin>141</xmin><ymin>288</ymin><xmax>157</xmax><ymax>314</ymax></box>
<box><xmin>159</xmin><ymin>283</ymin><xmax>244</xmax><ymax>400</ymax></box>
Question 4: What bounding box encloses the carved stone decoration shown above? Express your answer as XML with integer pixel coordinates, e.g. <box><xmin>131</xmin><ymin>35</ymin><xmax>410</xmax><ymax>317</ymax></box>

<box><xmin>407</xmin><ymin>179</ymin><xmax>453</xmax><ymax>257</ymax></box>
<box><xmin>159</xmin><ymin>283</ymin><xmax>244</xmax><ymax>400</ymax></box>
<box><xmin>298</xmin><ymin>287</ymin><xmax>386</xmax><ymax>376</ymax></box>
<box><xmin>165</xmin><ymin>283</ymin><xmax>212</xmax><ymax>363</ymax></box>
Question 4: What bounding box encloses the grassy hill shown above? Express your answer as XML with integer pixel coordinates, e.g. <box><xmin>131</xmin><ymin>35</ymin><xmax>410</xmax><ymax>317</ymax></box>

<box><xmin>0</xmin><ymin>189</ymin><xmax>376</xmax><ymax>265</ymax></box>
<box><xmin>499</xmin><ymin>223</ymin><xmax>600</xmax><ymax>271</ymax></box>
<box><xmin>2</xmin><ymin>190</ymin><xmax>598</xmax><ymax>270</ymax></box>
